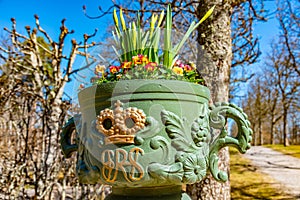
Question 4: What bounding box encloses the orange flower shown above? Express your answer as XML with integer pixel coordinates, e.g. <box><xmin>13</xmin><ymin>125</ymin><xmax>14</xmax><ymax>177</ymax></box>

<box><xmin>132</xmin><ymin>55</ymin><xmax>142</xmax><ymax>65</ymax></box>
<box><xmin>132</xmin><ymin>54</ymin><xmax>149</xmax><ymax>65</ymax></box>
<box><xmin>172</xmin><ymin>66</ymin><xmax>183</xmax><ymax>75</ymax></box>
<box><xmin>109</xmin><ymin>66</ymin><xmax>120</xmax><ymax>74</ymax></box>
<box><xmin>141</xmin><ymin>55</ymin><xmax>149</xmax><ymax>64</ymax></box>
<box><xmin>121</xmin><ymin>61</ymin><xmax>132</xmax><ymax>69</ymax></box>
<box><xmin>145</xmin><ymin>62</ymin><xmax>157</xmax><ymax>71</ymax></box>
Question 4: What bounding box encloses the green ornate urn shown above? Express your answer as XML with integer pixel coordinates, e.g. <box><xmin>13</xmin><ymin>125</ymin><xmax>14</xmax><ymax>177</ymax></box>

<box><xmin>61</xmin><ymin>79</ymin><xmax>252</xmax><ymax>199</ymax></box>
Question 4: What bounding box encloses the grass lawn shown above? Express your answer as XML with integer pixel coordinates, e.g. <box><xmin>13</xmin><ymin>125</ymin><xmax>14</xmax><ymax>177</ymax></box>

<box><xmin>230</xmin><ymin>148</ymin><xmax>294</xmax><ymax>200</ymax></box>
<box><xmin>264</xmin><ymin>144</ymin><xmax>300</xmax><ymax>159</ymax></box>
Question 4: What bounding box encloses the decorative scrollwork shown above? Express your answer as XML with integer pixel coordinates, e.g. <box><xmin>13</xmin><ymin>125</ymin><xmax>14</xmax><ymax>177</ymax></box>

<box><xmin>208</xmin><ymin>102</ymin><xmax>253</xmax><ymax>182</ymax></box>
<box><xmin>161</xmin><ymin>110</ymin><xmax>199</xmax><ymax>153</ymax></box>
<box><xmin>150</xmin><ymin>136</ymin><xmax>171</xmax><ymax>164</ymax></box>
<box><xmin>60</xmin><ymin>114</ymin><xmax>81</xmax><ymax>158</ymax></box>
<box><xmin>148</xmin><ymin>109</ymin><xmax>210</xmax><ymax>184</ymax></box>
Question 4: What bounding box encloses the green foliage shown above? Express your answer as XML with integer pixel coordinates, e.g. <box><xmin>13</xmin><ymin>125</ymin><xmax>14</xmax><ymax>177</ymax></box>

<box><xmin>112</xmin><ymin>8</ymin><xmax>163</xmax><ymax>64</ymax></box>
<box><xmin>163</xmin><ymin>5</ymin><xmax>215</xmax><ymax>68</ymax></box>
<box><xmin>111</xmin><ymin>4</ymin><xmax>214</xmax><ymax>68</ymax></box>
<box><xmin>92</xmin><ymin>5</ymin><xmax>214</xmax><ymax>86</ymax></box>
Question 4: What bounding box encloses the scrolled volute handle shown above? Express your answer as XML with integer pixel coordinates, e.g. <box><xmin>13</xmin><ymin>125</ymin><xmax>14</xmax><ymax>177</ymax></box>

<box><xmin>208</xmin><ymin>102</ymin><xmax>252</xmax><ymax>182</ymax></box>
<box><xmin>60</xmin><ymin>115</ymin><xmax>81</xmax><ymax>158</ymax></box>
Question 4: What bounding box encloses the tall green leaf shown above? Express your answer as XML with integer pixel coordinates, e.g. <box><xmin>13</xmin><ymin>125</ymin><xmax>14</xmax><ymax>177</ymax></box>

<box><xmin>172</xmin><ymin>6</ymin><xmax>215</xmax><ymax>56</ymax></box>
<box><xmin>163</xmin><ymin>4</ymin><xmax>173</xmax><ymax>68</ymax></box>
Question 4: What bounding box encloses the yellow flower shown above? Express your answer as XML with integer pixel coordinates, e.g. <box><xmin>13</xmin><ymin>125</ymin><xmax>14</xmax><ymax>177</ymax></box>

<box><xmin>172</xmin><ymin>66</ymin><xmax>183</xmax><ymax>75</ymax></box>
<box><xmin>189</xmin><ymin>62</ymin><xmax>196</xmax><ymax>69</ymax></box>
<box><xmin>132</xmin><ymin>55</ymin><xmax>142</xmax><ymax>65</ymax></box>
<box><xmin>57</xmin><ymin>172</ymin><xmax>64</xmax><ymax>180</ymax></box>
<box><xmin>117</xmin><ymin>74</ymin><xmax>122</xmax><ymax>79</ymax></box>
<box><xmin>132</xmin><ymin>54</ymin><xmax>149</xmax><ymax>65</ymax></box>
<box><xmin>121</xmin><ymin>61</ymin><xmax>132</xmax><ymax>69</ymax></box>
<box><xmin>141</xmin><ymin>56</ymin><xmax>149</xmax><ymax>64</ymax></box>
<box><xmin>95</xmin><ymin>64</ymin><xmax>106</xmax><ymax>74</ymax></box>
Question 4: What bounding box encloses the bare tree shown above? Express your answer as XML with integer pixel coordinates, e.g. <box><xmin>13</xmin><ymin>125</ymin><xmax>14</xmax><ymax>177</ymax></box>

<box><xmin>266</xmin><ymin>42</ymin><xmax>299</xmax><ymax>147</ymax></box>
<box><xmin>241</xmin><ymin>57</ymin><xmax>299</xmax><ymax>147</ymax></box>
<box><xmin>277</xmin><ymin>0</ymin><xmax>300</xmax><ymax>77</ymax></box>
<box><xmin>239</xmin><ymin>0</ymin><xmax>299</xmax><ymax>147</ymax></box>
<box><xmin>0</xmin><ymin>16</ymin><xmax>108</xmax><ymax>198</ymax></box>
<box><xmin>241</xmin><ymin>75</ymin><xmax>271</xmax><ymax>145</ymax></box>
<box><xmin>275</xmin><ymin>0</ymin><xmax>300</xmax><ymax>146</ymax></box>
<box><xmin>262</xmin><ymin>72</ymin><xmax>281</xmax><ymax>145</ymax></box>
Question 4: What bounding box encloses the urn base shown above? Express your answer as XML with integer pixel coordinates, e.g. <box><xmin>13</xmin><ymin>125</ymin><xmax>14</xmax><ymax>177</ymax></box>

<box><xmin>105</xmin><ymin>185</ymin><xmax>191</xmax><ymax>200</ymax></box>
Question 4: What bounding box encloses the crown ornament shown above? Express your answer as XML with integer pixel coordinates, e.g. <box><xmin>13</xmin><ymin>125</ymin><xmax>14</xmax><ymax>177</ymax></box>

<box><xmin>96</xmin><ymin>100</ymin><xmax>147</xmax><ymax>145</ymax></box>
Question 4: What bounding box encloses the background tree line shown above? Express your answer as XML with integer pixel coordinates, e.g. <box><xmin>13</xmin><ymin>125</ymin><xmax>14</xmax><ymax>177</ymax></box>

<box><xmin>0</xmin><ymin>0</ymin><xmax>298</xmax><ymax>199</ymax></box>
<box><xmin>240</xmin><ymin>0</ymin><xmax>299</xmax><ymax>147</ymax></box>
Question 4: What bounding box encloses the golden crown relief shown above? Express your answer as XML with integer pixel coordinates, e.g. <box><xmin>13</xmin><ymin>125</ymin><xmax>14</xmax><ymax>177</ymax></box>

<box><xmin>96</xmin><ymin>100</ymin><xmax>147</xmax><ymax>145</ymax></box>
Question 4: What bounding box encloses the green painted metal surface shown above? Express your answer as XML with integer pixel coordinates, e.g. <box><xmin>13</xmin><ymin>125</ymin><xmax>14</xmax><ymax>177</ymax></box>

<box><xmin>61</xmin><ymin>80</ymin><xmax>252</xmax><ymax>199</ymax></box>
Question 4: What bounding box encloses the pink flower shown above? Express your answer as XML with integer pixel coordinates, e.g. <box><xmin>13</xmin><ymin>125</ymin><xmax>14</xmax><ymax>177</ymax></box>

<box><xmin>183</xmin><ymin>64</ymin><xmax>193</xmax><ymax>72</ymax></box>
<box><xmin>175</xmin><ymin>60</ymin><xmax>182</xmax><ymax>66</ymax></box>
<box><xmin>144</xmin><ymin>62</ymin><xmax>158</xmax><ymax>71</ymax></box>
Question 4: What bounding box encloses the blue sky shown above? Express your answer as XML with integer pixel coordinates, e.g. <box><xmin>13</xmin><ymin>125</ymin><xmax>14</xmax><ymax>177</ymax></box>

<box><xmin>0</xmin><ymin>0</ymin><xmax>113</xmax><ymax>41</ymax></box>
<box><xmin>0</xmin><ymin>0</ymin><xmax>279</xmax><ymax>99</ymax></box>
<box><xmin>0</xmin><ymin>0</ymin><xmax>114</xmax><ymax>96</ymax></box>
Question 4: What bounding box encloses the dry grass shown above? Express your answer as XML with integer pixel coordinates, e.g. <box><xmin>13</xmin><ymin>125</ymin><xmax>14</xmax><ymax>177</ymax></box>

<box><xmin>264</xmin><ymin>144</ymin><xmax>300</xmax><ymax>159</ymax></box>
<box><xmin>230</xmin><ymin>148</ymin><xmax>294</xmax><ymax>200</ymax></box>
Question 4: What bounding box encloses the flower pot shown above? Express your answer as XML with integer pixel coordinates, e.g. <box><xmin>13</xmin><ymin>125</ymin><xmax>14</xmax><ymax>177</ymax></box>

<box><xmin>61</xmin><ymin>80</ymin><xmax>252</xmax><ymax>199</ymax></box>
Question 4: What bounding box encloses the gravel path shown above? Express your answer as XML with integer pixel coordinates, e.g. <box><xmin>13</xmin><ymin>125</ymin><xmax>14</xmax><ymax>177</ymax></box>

<box><xmin>243</xmin><ymin>146</ymin><xmax>300</xmax><ymax>198</ymax></box>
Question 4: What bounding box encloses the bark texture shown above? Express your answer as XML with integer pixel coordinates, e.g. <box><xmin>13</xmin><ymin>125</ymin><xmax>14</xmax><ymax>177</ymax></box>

<box><xmin>186</xmin><ymin>1</ymin><xmax>232</xmax><ymax>199</ymax></box>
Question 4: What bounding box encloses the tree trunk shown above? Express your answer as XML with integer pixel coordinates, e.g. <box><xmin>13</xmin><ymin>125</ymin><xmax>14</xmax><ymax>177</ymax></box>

<box><xmin>258</xmin><ymin>117</ymin><xmax>263</xmax><ymax>145</ymax></box>
<box><xmin>291</xmin><ymin>117</ymin><xmax>297</xmax><ymax>145</ymax></box>
<box><xmin>283</xmin><ymin>107</ymin><xmax>290</xmax><ymax>147</ymax></box>
<box><xmin>269</xmin><ymin>93</ymin><xmax>278</xmax><ymax>145</ymax></box>
<box><xmin>279</xmin><ymin>126</ymin><xmax>283</xmax><ymax>144</ymax></box>
<box><xmin>186</xmin><ymin>1</ymin><xmax>232</xmax><ymax>199</ymax></box>
<box><xmin>253</xmin><ymin>124</ymin><xmax>257</xmax><ymax>146</ymax></box>
<box><xmin>45</xmin><ymin>93</ymin><xmax>65</xmax><ymax>166</ymax></box>
<box><xmin>270</xmin><ymin>117</ymin><xmax>274</xmax><ymax>145</ymax></box>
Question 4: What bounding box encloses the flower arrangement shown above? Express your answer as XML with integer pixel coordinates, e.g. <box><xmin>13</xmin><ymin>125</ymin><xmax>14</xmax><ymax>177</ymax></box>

<box><xmin>91</xmin><ymin>5</ymin><xmax>214</xmax><ymax>86</ymax></box>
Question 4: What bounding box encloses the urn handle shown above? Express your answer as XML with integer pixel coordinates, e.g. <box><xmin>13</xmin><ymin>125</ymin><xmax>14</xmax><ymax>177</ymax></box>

<box><xmin>60</xmin><ymin>117</ymin><xmax>79</xmax><ymax>158</ymax></box>
<box><xmin>208</xmin><ymin>102</ymin><xmax>252</xmax><ymax>182</ymax></box>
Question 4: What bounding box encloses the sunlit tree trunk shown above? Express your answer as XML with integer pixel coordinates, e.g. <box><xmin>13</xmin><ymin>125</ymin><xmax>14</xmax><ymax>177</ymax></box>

<box><xmin>186</xmin><ymin>1</ymin><xmax>232</xmax><ymax>199</ymax></box>
<box><xmin>283</xmin><ymin>106</ymin><xmax>290</xmax><ymax>147</ymax></box>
